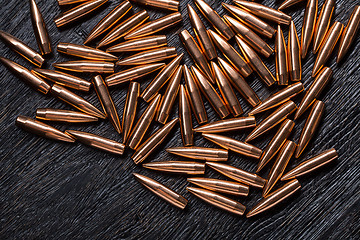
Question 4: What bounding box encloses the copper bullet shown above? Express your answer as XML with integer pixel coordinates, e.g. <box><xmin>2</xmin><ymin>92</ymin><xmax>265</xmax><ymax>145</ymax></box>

<box><xmin>124</xmin><ymin>12</ymin><xmax>182</xmax><ymax>40</ymax></box>
<box><xmin>246</xmin><ymin>179</ymin><xmax>301</xmax><ymax>217</ymax></box>
<box><xmin>194</xmin><ymin>116</ymin><xmax>256</xmax><ymax>134</ymax></box>
<box><xmin>312</xmin><ymin>22</ymin><xmax>344</xmax><ymax>77</ymax></box>
<box><xmin>29</xmin><ymin>0</ymin><xmax>51</xmax><ymax>55</ymax></box>
<box><xmin>218</xmin><ymin>57</ymin><xmax>260</xmax><ymax>107</ymax></box>
<box><xmin>84</xmin><ymin>1</ymin><xmax>132</xmax><ymax>44</ymax></box>
<box><xmin>36</xmin><ymin>108</ymin><xmax>98</xmax><ymax>123</ymax></box>
<box><xmin>194</xmin><ymin>0</ymin><xmax>234</xmax><ymax>40</ymax></box>
<box><xmin>206</xmin><ymin>162</ymin><xmax>266</xmax><ymax>188</ymax></box>
<box><xmin>301</xmin><ymin>0</ymin><xmax>317</xmax><ymax>58</ymax></box>
<box><xmin>130</xmin><ymin>0</ymin><xmax>179</xmax><ymax>12</ymax></box>
<box><xmin>32</xmin><ymin>68</ymin><xmax>91</xmax><ymax>92</ymax></box>
<box><xmin>54</xmin><ymin>0</ymin><xmax>109</xmax><ymax>28</ymax></box>
<box><xmin>157</xmin><ymin>67</ymin><xmax>182</xmax><ymax>124</ymax></box>
<box><xmin>117</xmin><ymin>47</ymin><xmax>177</xmax><ymax>66</ymax></box>
<box><xmin>187</xmin><ymin>178</ymin><xmax>249</xmax><ymax>196</ymax></box>
<box><xmin>278</xmin><ymin>0</ymin><xmax>305</xmax><ymax>11</ymax></box>
<box><xmin>0</xmin><ymin>57</ymin><xmax>50</xmax><ymax>94</ymax></box>
<box><xmin>282</xmin><ymin>148</ymin><xmax>338</xmax><ymax>180</ymax></box>
<box><xmin>16</xmin><ymin>116</ymin><xmax>75</xmax><ymax>143</ymax></box>
<box><xmin>275</xmin><ymin>25</ymin><xmax>289</xmax><ymax>85</ymax></box>
<box><xmin>97</xmin><ymin>10</ymin><xmax>149</xmax><ymax>48</ymax></box>
<box><xmin>106</xmin><ymin>35</ymin><xmax>167</xmax><ymax>53</ymax></box>
<box><xmin>127</xmin><ymin>94</ymin><xmax>161</xmax><ymax>149</ymax></box>
<box><xmin>93</xmin><ymin>75</ymin><xmax>121</xmax><ymax>134</ymax></box>
<box><xmin>57</xmin><ymin>42</ymin><xmax>117</xmax><ymax>61</ymax></box>
<box><xmin>224</xmin><ymin>15</ymin><xmax>273</xmax><ymax>58</ymax></box>
<box><xmin>105</xmin><ymin>63</ymin><xmax>165</xmax><ymax>87</ymax></box>
<box><xmin>122</xmin><ymin>82</ymin><xmax>140</xmax><ymax>143</ymax></box>
<box><xmin>313</xmin><ymin>0</ymin><xmax>335</xmax><ymax>53</ymax></box>
<box><xmin>53</xmin><ymin>60</ymin><xmax>114</xmax><ymax>73</ymax></box>
<box><xmin>66</xmin><ymin>130</ymin><xmax>124</xmax><ymax>155</ymax></box>
<box><xmin>133</xmin><ymin>173</ymin><xmax>187</xmax><ymax>210</ymax></box>
<box><xmin>141</xmin><ymin>54</ymin><xmax>183</xmax><ymax>102</ymax></box>
<box><xmin>295</xmin><ymin>67</ymin><xmax>332</xmax><ymax>119</ymax></box>
<box><xmin>257</xmin><ymin>119</ymin><xmax>295</xmax><ymax>172</ymax></box>
<box><xmin>0</xmin><ymin>30</ymin><xmax>44</xmax><ymax>67</ymax></box>
<box><xmin>249</xmin><ymin>82</ymin><xmax>304</xmax><ymax>115</ymax></box>
<box><xmin>166</xmin><ymin>147</ymin><xmax>228</xmax><ymax>162</ymax></box>
<box><xmin>57</xmin><ymin>0</ymin><xmax>90</xmax><ymax>6</ymax></box>
<box><xmin>295</xmin><ymin>100</ymin><xmax>324</xmax><ymax>158</ymax></box>
<box><xmin>209</xmin><ymin>30</ymin><xmax>252</xmax><ymax>77</ymax></box>
<box><xmin>263</xmin><ymin>140</ymin><xmax>296</xmax><ymax>196</ymax></box>
<box><xmin>187</xmin><ymin>4</ymin><xmax>217</xmax><ymax>61</ymax></box>
<box><xmin>132</xmin><ymin>118</ymin><xmax>178</xmax><ymax>164</ymax></box>
<box><xmin>51</xmin><ymin>84</ymin><xmax>106</xmax><ymax>119</ymax></box>
<box><xmin>337</xmin><ymin>6</ymin><xmax>360</xmax><ymax>63</ymax></box>
<box><xmin>143</xmin><ymin>161</ymin><xmax>205</xmax><ymax>175</ymax></box>
<box><xmin>187</xmin><ymin>187</ymin><xmax>246</xmax><ymax>215</ymax></box>
<box><xmin>246</xmin><ymin>101</ymin><xmax>297</xmax><ymax>142</ymax></box>
<box><xmin>222</xmin><ymin>3</ymin><xmax>276</xmax><ymax>38</ymax></box>
<box><xmin>179</xmin><ymin>85</ymin><xmax>193</xmax><ymax>146</ymax></box>
<box><xmin>288</xmin><ymin>21</ymin><xmax>302</xmax><ymax>82</ymax></box>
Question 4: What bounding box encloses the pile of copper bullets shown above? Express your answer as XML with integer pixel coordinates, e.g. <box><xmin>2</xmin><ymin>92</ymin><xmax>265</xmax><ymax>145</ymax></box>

<box><xmin>1</xmin><ymin>0</ymin><xmax>359</xmax><ymax>217</ymax></box>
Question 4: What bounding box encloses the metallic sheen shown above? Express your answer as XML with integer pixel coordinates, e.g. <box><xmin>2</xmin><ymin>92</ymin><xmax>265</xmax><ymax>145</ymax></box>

<box><xmin>187</xmin><ymin>178</ymin><xmax>249</xmax><ymax>196</ymax></box>
<box><xmin>166</xmin><ymin>147</ymin><xmax>228</xmax><ymax>162</ymax></box>
<box><xmin>122</xmin><ymin>82</ymin><xmax>140</xmax><ymax>143</ymax></box>
<box><xmin>36</xmin><ymin>108</ymin><xmax>98</xmax><ymax>123</ymax></box>
<box><xmin>116</xmin><ymin>47</ymin><xmax>177</xmax><ymax>66</ymax></box>
<box><xmin>194</xmin><ymin>116</ymin><xmax>256</xmax><ymax>134</ymax></box>
<box><xmin>130</xmin><ymin>0</ymin><xmax>179</xmax><ymax>11</ymax></box>
<box><xmin>53</xmin><ymin>60</ymin><xmax>114</xmax><ymax>73</ymax></box>
<box><xmin>275</xmin><ymin>25</ymin><xmax>289</xmax><ymax>85</ymax></box>
<box><xmin>288</xmin><ymin>21</ymin><xmax>302</xmax><ymax>81</ymax></box>
<box><xmin>106</xmin><ymin>35</ymin><xmax>167</xmax><ymax>53</ymax></box>
<box><xmin>57</xmin><ymin>42</ymin><xmax>117</xmax><ymax>61</ymax></box>
<box><xmin>301</xmin><ymin>0</ymin><xmax>317</xmax><ymax>58</ymax></box>
<box><xmin>179</xmin><ymin>85</ymin><xmax>193</xmax><ymax>146</ymax></box>
<box><xmin>143</xmin><ymin>161</ymin><xmax>205</xmax><ymax>175</ymax></box>
<box><xmin>313</xmin><ymin>0</ymin><xmax>335</xmax><ymax>53</ymax></box>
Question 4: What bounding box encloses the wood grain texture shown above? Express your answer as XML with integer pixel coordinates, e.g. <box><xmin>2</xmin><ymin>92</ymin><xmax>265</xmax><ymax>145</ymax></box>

<box><xmin>0</xmin><ymin>0</ymin><xmax>359</xmax><ymax>239</ymax></box>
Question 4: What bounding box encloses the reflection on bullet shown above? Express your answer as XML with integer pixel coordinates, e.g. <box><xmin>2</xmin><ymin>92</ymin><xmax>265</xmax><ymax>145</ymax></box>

<box><xmin>218</xmin><ymin>57</ymin><xmax>260</xmax><ymax>107</ymax></box>
<box><xmin>16</xmin><ymin>116</ymin><xmax>75</xmax><ymax>143</ymax></box>
<box><xmin>58</xmin><ymin>42</ymin><xmax>117</xmax><ymax>61</ymax></box>
<box><xmin>166</xmin><ymin>147</ymin><xmax>228</xmax><ymax>161</ymax></box>
<box><xmin>257</xmin><ymin>119</ymin><xmax>295</xmax><ymax>172</ymax></box>
<box><xmin>275</xmin><ymin>25</ymin><xmax>289</xmax><ymax>85</ymax></box>
<box><xmin>133</xmin><ymin>173</ymin><xmax>187</xmax><ymax>209</ymax></box>
<box><xmin>132</xmin><ymin>118</ymin><xmax>179</xmax><ymax>164</ymax></box>
<box><xmin>301</xmin><ymin>0</ymin><xmax>317</xmax><ymax>58</ymax></box>
<box><xmin>246</xmin><ymin>179</ymin><xmax>301</xmax><ymax>217</ymax></box>
<box><xmin>144</xmin><ymin>161</ymin><xmax>205</xmax><ymax>174</ymax></box>
<box><xmin>0</xmin><ymin>57</ymin><xmax>50</xmax><ymax>94</ymax></box>
<box><xmin>194</xmin><ymin>116</ymin><xmax>255</xmax><ymax>134</ymax></box>
<box><xmin>288</xmin><ymin>21</ymin><xmax>301</xmax><ymax>82</ymax></box>
<box><xmin>313</xmin><ymin>0</ymin><xmax>335</xmax><ymax>53</ymax></box>
<box><xmin>106</xmin><ymin>35</ymin><xmax>167</xmax><ymax>53</ymax></box>
<box><xmin>188</xmin><ymin>178</ymin><xmax>249</xmax><ymax>196</ymax></box>
<box><xmin>122</xmin><ymin>82</ymin><xmax>140</xmax><ymax>143</ymax></box>
<box><xmin>246</xmin><ymin>101</ymin><xmax>297</xmax><ymax>142</ymax></box>
<box><xmin>130</xmin><ymin>0</ymin><xmax>179</xmax><ymax>11</ymax></box>
<box><xmin>57</xmin><ymin>0</ymin><xmax>89</xmax><ymax>6</ymax></box>
<box><xmin>36</xmin><ymin>108</ymin><xmax>98</xmax><ymax>123</ymax></box>
<box><xmin>206</xmin><ymin>162</ymin><xmax>266</xmax><ymax>188</ymax></box>
<box><xmin>278</xmin><ymin>0</ymin><xmax>304</xmax><ymax>11</ymax></box>
<box><xmin>179</xmin><ymin>85</ymin><xmax>193</xmax><ymax>146</ymax></box>
<box><xmin>312</xmin><ymin>22</ymin><xmax>343</xmax><ymax>77</ymax></box>
<box><xmin>124</xmin><ymin>12</ymin><xmax>182</xmax><ymax>40</ymax></box>
<box><xmin>66</xmin><ymin>130</ymin><xmax>125</xmax><ymax>155</ymax></box>
<box><xmin>105</xmin><ymin>63</ymin><xmax>165</xmax><ymax>87</ymax></box>
<box><xmin>0</xmin><ymin>30</ymin><xmax>44</xmax><ymax>67</ymax></box>
<box><xmin>54</xmin><ymin>0</ymin><xmax>109</xmax><ymax>28</ymax></box>
<box><xmin>53</xmin><ymin>60</ymin><xmax>114</xmax><ymax>73</ymax></box>
<box><xmin>295</xmin><ymin>67</ymin><xmax>332</xmax><ymax>119</ymax></box>
<box><xmin>117</xmin><ymin>47</ymin><xmax>177</xmax><ymax>66</ymax></box>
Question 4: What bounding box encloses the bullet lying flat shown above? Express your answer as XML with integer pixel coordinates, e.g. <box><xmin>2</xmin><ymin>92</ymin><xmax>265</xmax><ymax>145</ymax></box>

<box><xmin>278</xmin><ymin>0</ymin><xmax>305</xmax><ymax>11</ymax></box>
<box><xmin>57</xmin><ymin>0</ymin><xmax>90</xmax><ymax>6</ymax></box>
<box><xmin>313</xmin><ymin>0</ymin><xmax>335</xmax><ymax>53</ymax></box>
<box><xmin>194</xmin><ymin>116</ymin><xmax>256</xmax><ymax>134</ymax></box>
<box><xmin>275</xmin><ymin>25</ymin><xmax>289</xmax><ymax>85</ymax></box>
<box><xmin>53</xmin><ymin>60</ymin><xmax>114</xmax><ymax>73</ymax></box>
<box><xmin>301</xmin><ymin>0</ymin><xmax>317</xmax><ymax>58</ymax></box>
<box><xmin>179</xmin><ymin>85</ymin><xmax>193</xmax><ymax>146</ymax></box>
<box><xmin>36</xmin><ymin>108</ymin><xmax>98</xmax><ymax>123</ymax></box>
<box><xmin>166</xmin><ymin>147</ymin><xmax>228</xmax><ymax>162</ymax></box>
<box><xmin>143</xmin><ymin>161</ymin><xmax>205</xmax><ymax>175</ymax></box>
<box><xmin>288</xmin><ymin>21</ymin><xmax>302</xmax><ymax>82</ymax></box>
<box><xmin>106</xmin><ymin>35</ymin><xmax>167</xmax><ymax>53</ymax></box>
<box><xmin>122</xmin><ymin>82</ymin><xmax>140</xmax><ymax>143</ymax></box>
<box><xmin>130</xmin><ymin>0</ymin><xmax>179</xmax><ymax>12</ymax></box>
<box><xmin>187</xmin><ymin>178</ymin><xmax>249</xmax><ymax>196</ymax></box>
<box><xmin>66</xmin><ymin>130</ymin><xmax>125</xmax><ymax>155</ymax></box>
<box><xmin>117</xmin><ymin>47</ymin><xmax>177</xmax><ymax>66</ymax></box>
<box><xmin>16</xmin><ymin>116</ymin><xmax>75</xmax><ymax>143</ymax></box>
<box><xmin>57</xmin><ymin>42</ymin><xmax>117</xmax><ymax>61</ymax></box>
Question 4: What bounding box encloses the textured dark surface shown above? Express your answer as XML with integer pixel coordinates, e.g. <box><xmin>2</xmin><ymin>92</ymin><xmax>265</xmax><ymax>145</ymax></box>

<box><xmin>0</xmin><ymin>0</ymin><xmax>359</xmax><ymax>239</ymax></box>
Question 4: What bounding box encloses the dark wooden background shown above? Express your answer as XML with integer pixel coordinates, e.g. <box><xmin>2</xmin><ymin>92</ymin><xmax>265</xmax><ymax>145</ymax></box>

<box><xmin>0</xmin><ymin>0</ymin><xmax>359</xmax><ymax>239</ymax></box>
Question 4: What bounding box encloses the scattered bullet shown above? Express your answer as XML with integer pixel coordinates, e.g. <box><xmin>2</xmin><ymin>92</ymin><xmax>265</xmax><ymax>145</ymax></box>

<box><xmin>130</xmin><ymin>0</ymin><xmax>179</xmax><ymax>12</ymax></box>
<box><xmin>106</xmin><ymin>35</ymin><xmax>167</xmax><ymax>53</ymax></box>
<box><xmin>301</xmin><ymin>0</ymin><xmax>317</xmax><ymax>58</ymax></box>
<box><xmin>166</xmin><ymin>147</ymin><xmax>228</xmax><ymax>162</ymax></box>
<box><xmin>36</xmin><ymin>108</ymin><xmax>98</xmax><ymax>123</ymax></box>
<box><xmin>143</xmin><ymin>161</ymin><xmax>205</xmax><ymax>175</ymax></box>
<box><xmin>187</xmin><ymin>178</ymin><xmax>249</xmax><ymax>196</ymax></box>
<box><xmin>117</xmin><ymin>47</ymin><xmax>177</xmax><ymax>66</ymax></box>
<box><xmin>275</xmin><ymin>25</ymin><xmax>289</xmax><ymax>85</ymax></box>
<box><xmin>57</xmin><ymin>42</ymin><xmax>117</xmax><ymax>61</ymax></box>
<box><xmin>53</xmin><ymin>60</ymin><xmax>114</xmax><ymax>73</ymax></box>
<box><xmin>57</xmin><ymin>0</ymin><xmax>89</xmax><ymax>6</ymax></box>
<box><xmin>278</xmin><ymin>0</ymin><xmax>305</xmax><ymax>11</ymax></box>
<box><xmin>313</xmin><ymin>0</ymin><xmax>335</xmax><ymax>53</ymax></box>
<box><xmin>194</xmin><ymin>116</ymin><xmax>256</xmax><ymax>134</ymax></box>
<box><xmin>179</xmin><ymin>85</ymin><xmax>193</xmax><ymax>146</ymax></box>
<box><xmin>122</xmin><ymin>82</ymin><xmax>140</xmax><ymax>143</ymax></box>
<box><xmin>288</xmin><ymin>21</ymin><xmax>302</xmax><ymax>82</ymax></box>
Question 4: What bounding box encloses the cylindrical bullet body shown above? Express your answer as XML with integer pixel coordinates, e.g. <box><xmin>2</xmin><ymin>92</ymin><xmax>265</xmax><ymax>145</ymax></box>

<box><xmin>275</xmin><ymin>25</ymin><xmax>289</xmax><ymax>85</ymax></box>
<box><xmin>179</xmin><ymin>85</ymin><xmax>193</xmax><ymax>146</ymax></box>
<box><xmin>278</xmin><ymin>0</ymin><xmax>304</xmax><ymax>11</ymax></box>
<box><xmin>36</xmin><ymin>108</ymin><xmax>98</xmax><ymax>123</ymax></box>
<box><xmin>57</xmin><ymin>0</ymin><xmax>90</xmax><ymax>6</ymax></box>
<box><xmin>106</xmin><ymin>35</ymin><xmax>167</xmax><ymax>53</ymax></box>
<box><xmin>143</xmin><ymin>161</ymin><xmax>205</xmax><ymax>175</ymax></box>
<box><xmin>53</xmin><ymin>61</ymin><xmax>114</xmax><ymax>73</ymax></box>
<box><xmin>117</xmin><ymin>47</ymin><xmax>177</xmax><ymax>66</ymax></box>
<box><xmin>288</xmin><ymin>21</ymin><xmax>301</xmax><ymax>81</ymax></box>
<box><xmin>301</xmin><ymin>0</ymin><xmax>317</xmax><ymax>58</ymax></box>
<box><xmin>194</xmin><ymin>116</ymin><xmax>256</xmax><ymax>134</ymax></box>
<box><xmin>166</xmin><ymin>147</ymin><xmax>228</xmax><ymax>162</ymax></box>
<box><xmin>187</xmin><ymin>178</ymin><xmax>249</xmax><ymax>196</ymax></box>
<box><xmin>58</xmin><ymin>43</ymin><xmax>117</xmax><ymax>61</ymax></box>
<box><xmin>130</xmin><ymin>0</ymin><xmax>179</xmax><ymax>11</ymax></box>
<box><xmin>313</xmin><ymin>0</ymin><xmax>335</xmax><ymax>53</ymax></box>
<box><xmin>122</xmin><ymin>82</ymin><xmax>140</xmax><ymax>143</ymax></box>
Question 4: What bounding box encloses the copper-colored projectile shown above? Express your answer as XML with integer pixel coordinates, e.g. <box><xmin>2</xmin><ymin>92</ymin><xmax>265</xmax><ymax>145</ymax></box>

<box><xmin>97</xmin><ymin>10</ymin><xmax>149</xmax><ymax>48</ymax></box>
<box><xmin>0</xmin><ymin>57</ymin><xmax>50</xmax><ymax>94</ymax></box>
<box><xmin>53</xmin><ymin>61</ymin><xmax>114</xmax><ymax>73</ymax></box>
<box><xmin>124</xmin><ymin>12</ymin><xmax>182</xmax><ymax>40</ymax></box>
<box><xmin>295</xmin><ymin>67</ymin><xmax>332</xmax><ymax>119</ymax></box>
<box><xmin>106</xmin><ymin>35</ymin><xmax>168</xmax><ymax>53</ymax></box>
<box><xmin>122</xmin><ymin>82</ymin><xmax>140</xmax><ymax>143</ymax></box>
<box><xmin>16</xmin><ymin>116</ymin><xmax>75</xmax><ymax>143</ymax></box>
<box><xmin>57</xmin><ymin>0</ymin><xmax>90</xmax><ymax>6</ymax></box>
<box><xmin>51</xmin><ymin>84</ymin><xmax>106</xmax><ymax>119</ymax></box>
<box><xmin>337</xmin><ymin>6</ymin><xmax>360</xmax><ymax>63</ymax></box>
<box><xmin>187</xmin><ymin>178</ymin><xmax>249</xmax><ymax>196</ymax></box>
<box><xmin>105</xmin><ymin>63</ymin><xmax>164</xmax><ymax>87</ymax></box>
<box><xmin>130</xmin><ymin>0</ymin><xmax>179</xmax><ymax>11</ymax></box>
<box><xmin>0</xmin><ymin>31</ymin><xmax>44</xmax><ymax>67</ymax></box>
<box><xmin>132</xmin><ymin>118</ymin><xmax>179</xmax><ymax>164</ymax></box>
<box><xmin>66</xmin><ymin>130</ymin><xmax>124</xmax><ymax>155</ymax></box>
<box><xmin>301</xmin><ymin>0</ymin><xmax>317</xmax><ymax>58</ymax></box>
<box><xmin>194</xmin><ymin>0</ymin><xmax>234</xmax><ymax>40</ymax></box>
<box><xmin>36</xmin><ymin>108</ymin><xmax>98</xmax><ymax>123</ymax></box>
<box><xmin>246</xmin><ymin>179</ymin><xmax>301</xmax><ymax>217</ymax></box>
<box><xmin>187</xmin><ymin>4</ymin><xmax>217</xmax><ymax>61</ymax></box>
<box><xmin>278</xmin><ymin>0</ymin><xmax>304</xmax><ymax>11</ymax></box>
<box><xmin>206</xmin><ymin>162</ymin><xmax>266</xmax><ymax>188</ymax></box>
<box><xmin>84</xmin><ymin>1</ymin><xmax>132</xmax><ymax>44</ymax></box>
<box><xmin>246</xmin><ymin>101</ymin><xmax>297</xmax><ymax>142</ymax></box>
<box><xmin>194</xmin><ymin>116</ymin><xmax>255</xmax><ymax>134</ymax></box>
<box><xmin>54</xmin><ymin>0</ymin><xmax>109</xmax><ymax>28</ymax></box>
<box><xmin>133</xmin><ymin>173</ymin><xmax>187</xmax><ymax>210</ymax></box>
<box><xmin>57</xmin><ymin>43</ymin><xmax>117</xmax><ymax>61</ymax></box>
<box><xmin>275</xmin><ymin>25</ymin><xmax>289</xmax><ymax>85</ymax></box>
<box><xmin>263</xmin><ymin>140</ymin><xmax>296</xmax><ymax>196</ymax></box>
<box><xmin>257</xmin><ymin>119</ymin><xmax>295</xmax><ymax>172</ymax></box>
<box><xmin>218</xmin><ymin>57</ymin><xmax>260</xmax><ymax>107</ymax></box>
<box><xmin>127</xmin><ymin>94</ymin><xmax>161</xmax><ymax>149</ymax></box>
<box><xmin>144</xmin><ymin>161</ymin><xmax>205</xmax><ymax>175</ymax></box>
<box><xmin>209</xmin><ymin>30</ymin><xmax>252</xmax><ymax>77</ymax></box>
<box><xmin>179</xmin><ymin>85</ymin><xmax>193</xmax><ymax>146</ymax></box>
<box><xmin>117</xmin><ymin>47</ymin><xmax>177</xmax><ymax>66</ymax></box>
<box><xmin>29</xmin><ymin>0</ymin><xmax>51</xmax><ymax>55</ymax></box>
<box><xmin>222</xmin><ymin>3</ymin><xmax>276</xmax><ymax>38</ymax></box>
<box><xmin>288</xmin><ymin>21</ymin><xmax>302</xmax><ymax>81</ymax></box>
<box><xmin>166</xmin><ymin>147</ymin><xmax>228</xmax><ymax>162</ymax></box>
<box><xmin>312</xmin><ymin>22</ymin><xmax>344</xmax><ymax>77</ymax></box>
<box><xmin>313</xmin><ymin>0</ymin><xmax>335</xmax><ymax>53</ymax></box>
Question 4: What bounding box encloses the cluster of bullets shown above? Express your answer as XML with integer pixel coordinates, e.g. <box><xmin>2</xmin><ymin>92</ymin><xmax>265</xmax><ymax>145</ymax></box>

<box><xmin>1</xmin><ymin>0</ymin><xmax>358</xmax><ymax>217</ymax></box>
